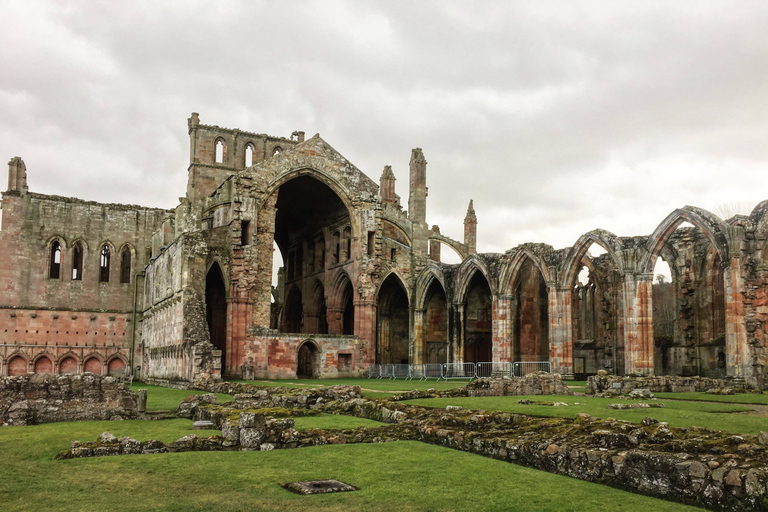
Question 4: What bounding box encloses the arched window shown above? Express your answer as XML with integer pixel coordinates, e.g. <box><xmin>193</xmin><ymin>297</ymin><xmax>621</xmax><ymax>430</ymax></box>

<box><xmin>99</xmin><ymin>245</ymin><xmax>111</xmax><ymax>282</ymax></box>
<box><xmin>72</xmin><ymin>242</ymin><xmax>83</xmax><ymax>281</ymax></box>
<box><xmin>50</xmin><ymin>240</ymin><xmax>62</xmax><ymax>279</ymax></box>
<box><xmin>215</xmin><ymin>139</ymin><xmax>225</xmax><ymax>163</ymax></box>
<box><xmin>244</xmin><ymin>143</ymin><xmax>254</xmax><ymax>167</ymax></box>
<box><xmin>272</xmin><ymin>146</ymin><xmax>282</xmax><ymax>156</ymax></box>
<box><xmin>120</xmin><ymin>246</ymin><xmax>132</xmax><ymax>283</ymax></box>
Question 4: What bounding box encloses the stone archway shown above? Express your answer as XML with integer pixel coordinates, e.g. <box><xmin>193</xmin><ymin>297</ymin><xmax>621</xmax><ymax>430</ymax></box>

<box><xmin>206</xmin><ymin>262</ymin><xmax>228</xmax><ymax>370</ymax></box>
<box><xmin>464</xmin><ymin>271</ymin><xmax>492</xmax><ymax>364</ymax></box>
<box><xmin>297</xmin><ymin>341</ymin><xmax>320</xmax><ymax>378</ymax></box>
<box><xmin>377</xmin><ymin>274</ymin><xmax>410</xmax><ymax>364</ymax></box>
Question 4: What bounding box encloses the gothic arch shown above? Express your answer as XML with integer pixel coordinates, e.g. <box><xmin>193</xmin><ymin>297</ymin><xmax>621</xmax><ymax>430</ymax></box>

<box><xmin>262</xmin><ymin>168</ymin><xmax>361</xmax><ymax>239</ymax></box>
<box><xmin>559</xmin><ymin>230</ymin><xmax>625</xmax><ymax>289</ymax></box>
<box><xmin>415</xmin><ymin>264</ymin><xmax>448</xmax><ymax>310</ymax></box>
<box><xmin>377</xmin><ymin>270</ymin><xmax>411</xmax><ymax>306</ymax></box>
<box><xmin>57</xmin><ymin>353</ymin><xmax>79</xmax><ymax>374</ymax></box>
<box><xmin>499</xmin><ymin>249</ymin><xmax>551</xmax><ymax>296</ymax></box>
<box><xmin>328</xmin><ymin>270</ymin><xmax>354</xmax><ymax>311</ymax></box>
<box><xmin>640</xmin><ymin>207</ymin><xmax>730</xmax><ymax>274</ymax></box>
<box><xmin>455</xmin><ymin>255</ymin><xmax>495</xmax><ymax>305</ymax></box>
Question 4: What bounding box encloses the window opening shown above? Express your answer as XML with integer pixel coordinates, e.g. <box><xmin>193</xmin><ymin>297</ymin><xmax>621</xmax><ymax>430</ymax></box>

<box><xmin>72</xmin><ymin>243</ymin><xmax>83</xmax><ymax>281</ymax></box>
<box><xmin>272</xmin><ymin>146</ymin><xmax>282</xmax><ymax>156</ymax></box>
<box><xmin>244</xmin><ymin>144</ymin><xmax>254</xmax><ymax>167</ymax></box>
<box><xmin>50</xmin><ymin>241</ymin><xmax>62</xmax><ymax>279</ymax></box>
<box><xmin>391</xmin><ymin>248</ymin><xmax>396</xmax><ymax>260</ymax></box>
<box><xmin>367</xmin><ymin>231</ymin><xmax>375</xmax><ymax>256</ymax></box>
<box><xmin>120</xmin><ymin>247</ymin><xmax>131</xmax><ymax>283</ymax></box>
<box><xmin>99</xmin><ymin>245</ymin><xmax>111</xmax><ymax>282</ymax></box>
<box><xmin>241</xmin><ymin>220</ymin><xmax>250</xmax><ymax>246</ymax></box>
<box><xmin>215</xmin><ymin>139</ymin><xmax>224</xmax><ymax>163</ymax></box>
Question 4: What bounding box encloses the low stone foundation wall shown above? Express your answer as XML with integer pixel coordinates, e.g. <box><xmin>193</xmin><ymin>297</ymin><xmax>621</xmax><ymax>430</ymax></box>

<box><xmin>586</xmin><ymin>374</ymin><xmax>746</xmax><ymax>395</ymax></box>
<box><xmin>391</xmin><ymin>374</ymin><xmax>572</xmax><ymax>401</ymax></box>
<box><xmin>0</xmin><ymin>373</ymin><xmax>138</xmax><ymax>426</ymax></box>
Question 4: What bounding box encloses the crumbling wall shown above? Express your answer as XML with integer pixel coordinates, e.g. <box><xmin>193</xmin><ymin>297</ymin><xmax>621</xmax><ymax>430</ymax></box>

<box><xmin>0</xmin><ymin>373</ymin><xmax>137</xmax><ymax>425</ymax></box>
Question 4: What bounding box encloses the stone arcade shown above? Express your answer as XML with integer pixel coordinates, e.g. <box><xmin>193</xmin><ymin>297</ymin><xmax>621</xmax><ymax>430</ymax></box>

<box><xmin>1</xmin><ymin>114</ymin><xmax>767</xmax><ymax>387</ymax></box>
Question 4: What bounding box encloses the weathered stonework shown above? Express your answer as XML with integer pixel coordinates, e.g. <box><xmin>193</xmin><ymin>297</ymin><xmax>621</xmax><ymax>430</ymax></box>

<box><xmin>3</xmin><ymin>115</ymin><xmax>768</xmax><ymax>387</ymax></box>
<box><xmin>0</xmin><ymin>373</ymin><xmax>137</xmax><ymax>425</ymax></box>
<box><xmin>55</xmin><ymin>384</ymin><xmax>768</xmax><ymax>511</ymax></box>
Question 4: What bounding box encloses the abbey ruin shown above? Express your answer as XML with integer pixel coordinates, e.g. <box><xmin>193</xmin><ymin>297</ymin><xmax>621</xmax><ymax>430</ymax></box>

<box><xmin>1</xmin><ymin>114</ymin><xmax>767</xmax><ymax>387</ymax></box>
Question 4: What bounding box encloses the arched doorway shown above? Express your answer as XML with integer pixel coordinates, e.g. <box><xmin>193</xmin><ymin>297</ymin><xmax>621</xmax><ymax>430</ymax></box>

<box><xmin>464</xmin><ymin>271</ymin><xmax>492</xmax><ymax>363</ymax></box>
<box><xmin>84</xmin><ymin>357</ymin><xmax>102</xmax><ymax>375</ymax></box>
<box><xmin>424</xmin><ymin>280</ymin><xmax>448</xmax><ymax>364</ymax></box>
<box><xmin>34</xmin><ymin>356</ymin><xmax>53</xmax><ymax>375</ymax></box>
<box><xmin>59</xmin><ymin>356</ymin><xmax>78</xmax><ymax>374</ymax></box>
<box><xmin>297</xmin><ymin>341</ymin><xmax>320</xmax><ymax>378</ymax></box>
<box><xmin>206</xmin><ymin>262</ymin><xmax>228</xmax><ymax>371</ymax></box>
<box><xmin>377</xmin><ymin>274</ymin><xmax>409</xmax><ymax>364</ymax></box>
<box><xmin>514</xmin><ymin>259</ymin><xmax>549</xmax><ymax>362</ymax></box>
<box><xmin>108</xmin><ymin>358</ymin><xmax>126</xmax><ymax>377</ymax></box>
<box><xmin>8</xmin><ymin>356</ymin><xmax>27</xmax><ymax>376</ymax></box>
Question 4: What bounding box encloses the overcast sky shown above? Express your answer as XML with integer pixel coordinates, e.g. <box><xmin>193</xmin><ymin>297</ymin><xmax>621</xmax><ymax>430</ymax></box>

<box><xmin>2</xmin><ymin>1</ymin><xmax>767</xmax><ymax>259</ymax></box>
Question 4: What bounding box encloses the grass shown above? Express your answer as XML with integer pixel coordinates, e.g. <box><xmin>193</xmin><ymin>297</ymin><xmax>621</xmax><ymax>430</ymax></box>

<box><xmin>654</xmin><ymin>391</ymin><xmax>768</xmax><ymax>405</ymax></box>
<box><xmin>403</xmin><ymin>395</ymin><xmax>768</xmax><ymax>434</ymax></box>
<box><xmin>129</xmin><ymin>383</ymin><xmax>233</xmax><ymax>411</ymax></box>
<box><xmin>0</xmin><ymin>420</ymin><xmax>706</xmax><ymax>511</ymax></box>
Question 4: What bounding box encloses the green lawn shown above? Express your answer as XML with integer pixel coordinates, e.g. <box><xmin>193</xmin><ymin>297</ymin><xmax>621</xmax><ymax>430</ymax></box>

<box><xmin>129</xmin><ymin>383</ymin><xmax>233</xmax><ymax>411</ymax></box>
<box><xmin>404</xmin><ymin>395</ymin><xmax>768</xmax><ymax>434</ymax></box>
<box><xmin>654</xmin><ymin>391</ymin><xmax>768</xmax><ymax>405</ymax></box>
<box><xmin>0</xmin><ymin>420</ymin><xmax>705</xmax><ymax>511</ymax></box>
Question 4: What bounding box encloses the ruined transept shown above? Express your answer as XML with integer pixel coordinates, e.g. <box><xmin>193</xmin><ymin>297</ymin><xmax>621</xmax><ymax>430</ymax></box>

<box><xmin>2</xmin><ymin>114</ymin><xmax>768</xmax><ymax>388</ymax></box>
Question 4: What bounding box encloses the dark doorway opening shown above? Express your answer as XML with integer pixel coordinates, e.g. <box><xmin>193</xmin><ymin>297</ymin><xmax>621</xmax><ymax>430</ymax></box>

<box><xmin>206</xmin><ymin>263</ymin><xmax>228</xmax><ymax>371</ymax></box>
<box><xmin>297</xmin><ymin>341</ymin><xmax>319</xmax><ymax>378</ymax></box>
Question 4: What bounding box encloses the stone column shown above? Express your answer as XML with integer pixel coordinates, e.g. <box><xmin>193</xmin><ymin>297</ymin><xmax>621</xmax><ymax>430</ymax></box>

<box><xmin>623</xmin><ymin>272</ymin><xmax>655</xmax><ymax>375</ymax></box>
<box><xmin>413</xmin><ymin>308</ymin><xmax>425</xmax><ymax>364</ymax></box>
<box><xmin>354</xmin><ymin>300</ymin><xmax>376</xmax><ymax>366</ymax></box>
<box><xmin>454</xmin><ymin>303</ymin><xmax>465</xmax><ymax>363</ymax></box>
<box><xmin>724</xmin><ymin>256</ymin><xmax>749</xmax><ymax>380</ymax></box>
<box><xmin>549</xmin><ymin>287</ymin><xmax>574</xmax><ymax>377</ymax></box>
<box><xmin>493</xmin><ymin>295</ymin><xmax>514</xmax><ymax>362</ymax></box>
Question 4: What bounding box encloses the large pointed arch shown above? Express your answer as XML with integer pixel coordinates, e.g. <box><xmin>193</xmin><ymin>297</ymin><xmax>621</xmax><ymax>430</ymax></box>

<box><xmin>640</xmin><ymin>206</ymin><xmax>730</xmax><ymax>274</ymax></box>
<box><xmin>454</xmin><ymin>255</ymin><xmax>496</xmax><ymax>305</ymax></box>
<box><xmin>414</xmin><ymin>264</ymin><xmax>448</xmax><ymax>310</ymax></box>
<box><xmin>377</xmin><ymin>272</ymin><xmax>410</xmax><ymax>364</ymax></box>
<box><xmin>559</xmin><ymin>229</ymin><xmax>625</xmax><ymax>289</ymax></box>
<box><xmin>499</xmin><ymin>248</ymin><xmax>552</xmax><ymax>296</ymax></box>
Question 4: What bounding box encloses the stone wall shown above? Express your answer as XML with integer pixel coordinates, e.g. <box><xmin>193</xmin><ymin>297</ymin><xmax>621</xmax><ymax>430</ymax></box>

<box><xmin>586</xmin><ymin>374</ymin><xmax>743</xmax><ymax>395</ymax></box>
<box><xmin>56</xmin><ymin>384</ymin><xmax>768</xmax><ymax>511</ymax></box>
<box><xmin>0</xmin><ymin>373</ymin><xmax>138</xmax><ymax>425</ymax></box>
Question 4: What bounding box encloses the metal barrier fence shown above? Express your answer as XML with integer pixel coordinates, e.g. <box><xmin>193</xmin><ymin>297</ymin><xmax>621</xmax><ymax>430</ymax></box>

<box><xmin>442</xmin><ymin>362</ymin><xmax>476</xmax><ymax>379</ymax></box>
<box><xmin>476</xmin><ymin>361</ymin><xmax>512</xmax><ymax>378</ymax></box>
<box><xmin>365</xmin><ymin>361</ymin><xmax>551</xmax><ymax>380</ymax></box>
<box><xmin>392</xmin><ymin>364</ymin><xmax>411</xmax><ymax>380</ymax></box>
<box><xmin>408</xmin><ymin>364</ymin><xmax>443</xmax><ymax>380</ymax></box>
<box><xmin>513</xmin><ymin>361</ymin><xmax>551</xmax><ymax>377</ymax></box>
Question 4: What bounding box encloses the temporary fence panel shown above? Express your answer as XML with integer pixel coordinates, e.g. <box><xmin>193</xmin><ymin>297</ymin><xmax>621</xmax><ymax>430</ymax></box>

<box><xmin>409</xmin><ymin>363</ymin><xmax>443</xmax><ymax>380</ymax></box>
<box><xmin>367</xmin><ymin>366</ymin><xmax>380</xmax><ymax>379</ymax></box>
<box><xmin>392</xmin><ymin>364</ymin><xmax>411</xmax><ymax>380</ymax></box>
<box><xmin>513</xmin><ymin>361</ymin><xmax>551</xmax><ymax>377</ymax></box>
<box><xmin>442</xmin><ymin>362</ymin><xmax>476</xmax><ymax>380</ymax></box>
<box><xmin>378</xmin><ymin>364</ymin><xmax>394</xmax><ymax>379</ymax></box>
<box><xmin>475</xmin><ymin>362</ymin><xmax>512</xmax><ymax>378</ymax></box>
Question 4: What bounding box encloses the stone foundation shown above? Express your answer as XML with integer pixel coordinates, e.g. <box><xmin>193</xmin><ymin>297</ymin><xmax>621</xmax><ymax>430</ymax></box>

<box><xmin>0</xmin><ymin>373</ymin><xmax>138</xmax><ymax>426</ymax></box>
<box><xmin>586</xmin><ymin>374</ymin><xmax>749</xmax><ymax>395</ymax></box>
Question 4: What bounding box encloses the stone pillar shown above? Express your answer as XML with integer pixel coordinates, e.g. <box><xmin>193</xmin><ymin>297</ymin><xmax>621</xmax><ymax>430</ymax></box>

<box><xmin>379</xmin><ymin>165</ymin><xmax>396</xmax><ymax>204</ymax></box>
<box><xmin>549</xmin><ymin>287</ymin><xmax>574</xmax><ymax>377</ymax></box>
<box><xmin>354</xmin><ymin>300</ymin><xmax>376</xmax><ymax>366</ymax></box>
<box><xmin>724</xmin><ymin>257</ymin><xmax>749</xmax><ymax>380</ymax></box>
<box><xmin>408</xmin><ymin>148</ymin><xmax>427</xmax><ymax>226</ymax></box>
<box><xmin>623</xmin><ymin>273</ymin><xmax>655</xmax><ymax>375</ymax></box>
<box><xmin>454</xmin><ymin>303</ymin><xmax>465</xmax><ymax>363</ymax></box>
<box><xmin>493</xmin><ymin>295</ymin><xmax>514</xmax><ymax>362</ymax></box>
<box><xmin>463</xmin><ymin>200</ymin><xmax>477</xmax><ymax>255</ymax></box>
<box><xmin>7</xmin><ymin>157</ymin><xmax>27</xmax><ymax>195</ymax></box>
<box><xmin>137</xmin><ymin>389</ymin><xmax>147</xmax><ymax>413</ymax></box>
<box><xmin>429</xmin><ymin>226</ymin><xmax>441</xmax><ymax>262</ymax></box>
<box><xmin>413</xmin><ymin>308</ymin><xmax>425</xmax><ymax>364</ymax></box>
